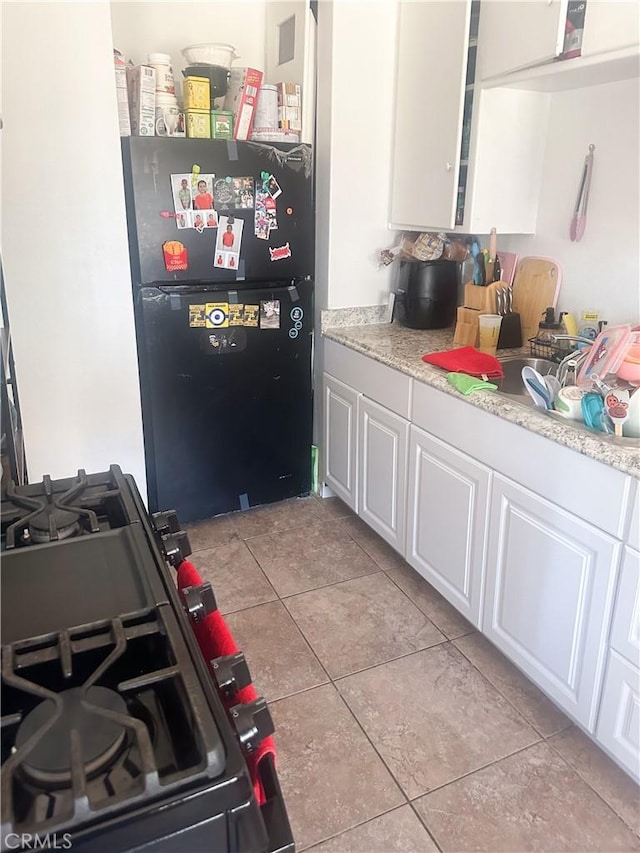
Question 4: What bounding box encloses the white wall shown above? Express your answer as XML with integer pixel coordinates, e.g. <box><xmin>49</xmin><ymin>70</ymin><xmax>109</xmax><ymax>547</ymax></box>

<box><xmin>315</xmin><ymin>0</ymin><xmax>397</xmax><ymax>310</ymax></box>
<box><xmin>110</xmin><ymin>0</ymin><xmax>267</xmax><ymax>99</ymax></box>
<box><xmin>499</xmin><ymin>77</ymin><xmax>640</xmax><ymax>327</ymax></box>
<box><xmin>1</xmin><ymin>2</ymin><xmax>146</xmax><ymax>489</ymax></box>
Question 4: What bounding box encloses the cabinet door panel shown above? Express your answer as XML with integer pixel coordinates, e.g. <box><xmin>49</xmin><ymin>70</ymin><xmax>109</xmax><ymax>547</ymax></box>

<box><xmin>476</xmin><ymin>0</ymin><xmax>568</xmax><ymax>80</ymax></box>
<box><xmin>610</xmin><ymin>548</ymin><xmax>640</xmax><ymax>668</ymax></box>
<box><xmin>581</xmin><ymin>1</ymin><xmax>640</xmax><ymax>58</ymax></box>
<box><xmin>406</xmin><ymin>425</ymin><xmax>490</xmax><ymax>626</ymax></box>
<box><xmin>484</xmin><ymin>475</ymin><xmax>621</xmax><ymax>730</ymax></box>
<box><xmin>596</xmin><ymin>650</ymin><xmax>640</xmax><ymax>782</ymax></box>
<box><xmin>323</xmin><ymin>374</ymin><xmax>359</xmax><ymax>510</ymax></box>
<box><xmin>390</xmin><ymin>0</ymin><xmax>471</xmax><ymax>229</ymax></box>
<box><xmin>358</xmin><ymin>397</ymin><xmax>408</xmax><ymax>554</ymax></box>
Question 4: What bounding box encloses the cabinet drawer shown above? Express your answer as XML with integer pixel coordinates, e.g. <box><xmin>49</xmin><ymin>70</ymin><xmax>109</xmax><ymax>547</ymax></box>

<box><xmin>610</xmin><ymin>547</ymin><xmax>640</xmax><ymax>668</ymax></box>
<box><xmin>596</xmin><ymin>650</ymin><xmax>640</xmax><ymax>782</ymax></box>
<box><xmin>411</xmin><ymin>378</ymin><xmax>632</xmax><ymax>538</ymax></box>
<box><xmin>324</xmin><ymin>339</ymin><xmax>411</xmax><ymax>419</ymax></box>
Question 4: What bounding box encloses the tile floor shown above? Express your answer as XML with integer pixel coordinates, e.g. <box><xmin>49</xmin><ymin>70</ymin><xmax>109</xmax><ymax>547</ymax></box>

<box><xmin>186</xmin><ymin>496</ymin><xmax>640</xmax><ymax>852</ymax></box>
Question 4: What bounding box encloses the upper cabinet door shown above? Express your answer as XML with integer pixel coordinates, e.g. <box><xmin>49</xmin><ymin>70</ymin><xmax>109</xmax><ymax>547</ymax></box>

<box><xmin>264</xmin><ymin>0</ymin><xmax>316</xmax><ymax>144</ymax></box>
<box><xmin>476</xmin><ymin>0</ymin><xmax>568</xmax><ymax>80</ymax></box>
<box><xmin>390</xmin><ymin>0</ymin><xmax>471</xmax><ymax>230</ymax></box>
<box><xmin>581</xmin><ymin>0</ymin><xmax>640</xmax><ymax>58</ymax></box>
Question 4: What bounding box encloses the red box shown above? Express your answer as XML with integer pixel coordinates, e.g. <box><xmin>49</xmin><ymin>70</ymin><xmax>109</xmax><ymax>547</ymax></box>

<box><xmin>223</xmin><ymin>67</ymin><xmax>264</xmax><ymax>140</ymax></box>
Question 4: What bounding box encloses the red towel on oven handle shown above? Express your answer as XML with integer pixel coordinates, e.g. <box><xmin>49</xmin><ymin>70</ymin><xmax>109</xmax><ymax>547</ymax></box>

<box><xmin>176</xmin><ymin>559</ymin><xmax>276</xmax><ymax>806</ymax></box>
<box><xmin>422</xmin><ymin>346</ymin><xmax>504</xmax><ymax>378</ymax></box>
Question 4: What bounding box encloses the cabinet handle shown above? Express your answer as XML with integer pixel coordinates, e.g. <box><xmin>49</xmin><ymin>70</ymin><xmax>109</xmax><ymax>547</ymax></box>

<box><xmin>446</xmin><ymin>162</ymin><xmax>453</xmax><ymax>171</ymax></box>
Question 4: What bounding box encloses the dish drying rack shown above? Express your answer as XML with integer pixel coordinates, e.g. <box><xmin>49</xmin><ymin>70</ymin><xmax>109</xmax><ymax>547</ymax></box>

<box><xmin>528</xmin><ymin>336</ymin><xmax>575</xmax><ymax>363</ymax></box>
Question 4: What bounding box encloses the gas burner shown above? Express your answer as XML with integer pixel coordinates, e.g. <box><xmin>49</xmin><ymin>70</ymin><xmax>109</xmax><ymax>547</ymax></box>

<box><xmin>15</xmin><ymin>686</ymin><xmax>128</xmax><ymax>787</ymax></box>
<box><xmin>28</xmin><ymin>507</ymin><xmax>81</xmax><ymax>545</ymax></box>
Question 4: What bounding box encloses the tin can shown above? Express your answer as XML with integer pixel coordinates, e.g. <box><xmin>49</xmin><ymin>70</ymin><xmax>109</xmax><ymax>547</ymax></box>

<box><xmin>253</xmin><ymin>84</ymin><xmax>278</xmax><ymax>129</ymax></box>
<box><xmin>210</xmin><ymin>110</ymin><xmax>234</xmax><ymax>139</ymax></box>
<box><xmin>186</xmin><ymin>109</ymin><xmax>211</xmax><ymax>138</ymax></box>
<box><xmin>184</xmin><ymin>76</ymin><xmax>210</xmax><ymax>111</ymax></box>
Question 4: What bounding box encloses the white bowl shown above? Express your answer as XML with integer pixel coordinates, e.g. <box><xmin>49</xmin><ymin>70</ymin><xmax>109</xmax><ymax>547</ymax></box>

<box><xmin>181</xmin><ymin>43</ymin><xmax>238</xmax><ymax>68</ymax></box>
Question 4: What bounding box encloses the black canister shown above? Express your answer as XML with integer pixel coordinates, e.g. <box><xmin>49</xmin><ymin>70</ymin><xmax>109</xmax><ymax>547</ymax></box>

<box><xmin>394</xmin><ymin>259</ymin><xmax>460</xmax><ymax>330</ymax></box>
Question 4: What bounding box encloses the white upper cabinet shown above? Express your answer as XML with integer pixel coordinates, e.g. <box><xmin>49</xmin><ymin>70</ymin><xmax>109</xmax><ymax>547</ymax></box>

<box><xmin>390</xmin><ymin>0</ymin><xmax>471</xmax><ymax>230</ymax></box>
<box><xmin>389</xmin><ymin>0</ymin><xmax>548</xmax><ymax>233</ymax></box>
<box><xmin>581</xmin><ymin>0</ymin><xmax>640</xmax><ymax>58</ymax></box>
<box><xmin>476</xmin><ymin>0</ymin><xmax>569</xmax><ymax>80</ymax></box>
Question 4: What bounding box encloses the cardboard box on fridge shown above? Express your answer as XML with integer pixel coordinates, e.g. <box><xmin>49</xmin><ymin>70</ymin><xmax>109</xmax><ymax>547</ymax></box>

<box><xmin>127</xmin><ymin>64</ymin><xmax>156</xmax><ymax>136</ymax></box>
<box><xmin>275</xmin><ymin>82</ymin><xmax>301</xmax><ymax>108</ymax></box>
<box><xmin>114</xmin><ymin>65</ymin><xmax>131</xmax><ymax>136</ymax></box>
<box><xmin>278</xmin><ymin>105</ymin><xmax>302</xmax><ymax>132</ymax></box>
<box><xmin>223</xmin><ymin>67</ymin><xmax>263</xmax><ymax>140</ymax></box>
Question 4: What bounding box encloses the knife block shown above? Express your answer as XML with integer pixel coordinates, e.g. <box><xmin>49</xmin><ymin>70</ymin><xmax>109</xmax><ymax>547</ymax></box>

<box><xmin>454</xmin><ymin>282</ymin><xmax>506</xmax><ymax>348</ymax></box>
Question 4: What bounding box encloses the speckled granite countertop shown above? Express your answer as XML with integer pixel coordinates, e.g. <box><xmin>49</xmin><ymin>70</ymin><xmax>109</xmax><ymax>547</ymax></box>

<box><xmin>323</xmin><ymin>322</ymin><xmax>640</xmax><ymax>480</ymax></box>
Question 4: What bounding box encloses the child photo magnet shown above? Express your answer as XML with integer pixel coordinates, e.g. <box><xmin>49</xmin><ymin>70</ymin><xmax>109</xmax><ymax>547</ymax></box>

<box><xmin>213</xmin><ymin>215</ymin><xmax>244</xmax><ymax>270</ymax></box>
<box><xmin>192</xmin><ymin>174</ymin><xmax>215</xmax><ymax>210</ymax></box>
<box><xmin>171</xmin><ymin>174</ymin><xmax>193</xmax><ymax>213</ymax></box>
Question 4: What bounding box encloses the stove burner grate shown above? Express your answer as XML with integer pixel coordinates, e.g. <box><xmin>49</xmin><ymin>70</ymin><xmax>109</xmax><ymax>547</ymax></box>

<box><xmin>3</xmin><ymin>470</ymin><xmax>100</xmax><ymax>548</ymax></box>
<box><xmin>15</xmin><ymin>686</ymin><xmax>128</xmax><ymax>787</ymax></box>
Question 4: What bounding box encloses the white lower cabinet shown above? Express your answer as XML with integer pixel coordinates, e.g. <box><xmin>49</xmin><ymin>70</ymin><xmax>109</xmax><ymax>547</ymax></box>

<box><xmin>596</xmin><ymin>650</ymin><xmax>640</xmax><ymax>780</ymax></box>
<box><xmin>483</xmin><ymin>474</ymin><xmax>622</xmax><ymax>730</ymax></box>
<box><xmin>406</xmin><ymin>425</ymin><xmax>490</xmax><ymax>627</ymax></box>
<box><xmin>596</xmin><ymin>547</ymin><xmax>640</xmax><ymax>781</ymax></box>
<box><xmin>323</xmin><ymin>374</ymin><xmax>359</xmax><ymax>510</ymax></box>
<box><xmin>358</xmin><ymin>396</ymin><xmax>409</xmax><ymax>554</ymax></box>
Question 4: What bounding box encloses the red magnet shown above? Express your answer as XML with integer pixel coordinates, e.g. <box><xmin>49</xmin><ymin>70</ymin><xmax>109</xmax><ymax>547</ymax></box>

<box><xmin>163</xmin><ymin>240</ymin><xmax>188</xmax><ymax>271</ymax></box>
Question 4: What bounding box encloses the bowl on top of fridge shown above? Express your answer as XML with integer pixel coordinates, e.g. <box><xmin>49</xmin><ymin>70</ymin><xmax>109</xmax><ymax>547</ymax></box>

<box><xmin>181</xmin><ymin>43</ymin><xmax>238</xmax><ymax>68</ymax></box>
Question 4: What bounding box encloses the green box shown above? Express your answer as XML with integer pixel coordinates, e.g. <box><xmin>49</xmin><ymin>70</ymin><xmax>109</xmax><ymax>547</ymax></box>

<box><xmin>211</xmin><ymin>110</ymin><xmax>234</xmax><ymax>139</ymax></box>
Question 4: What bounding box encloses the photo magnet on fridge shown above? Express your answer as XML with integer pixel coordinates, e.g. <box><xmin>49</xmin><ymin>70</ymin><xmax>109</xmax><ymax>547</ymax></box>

<box><xmin>176</xmin><ymin>211</ymin><xmax>191</xmax><ymax>229</ymax></box>
<box><xmin>265</xmin><ymin>175</ymin><xmax>282</xmax><ymax>199</ymax></box>
<box><xmin>171</xmin><ymin>174</ymin><xmax>193</xmax><ymax>214</ymax></box>
<box><xmin>229</xmin><ymin>303</ymin><xmax>245</xmax><ymax>326</ymax></box>
<box><xmin>213</xmin><ymin>215</ymin><xmax>243</xmax><ymax>269</ymax></box>
<box><xmin>259</xmin><ymin>300</ymin><xmax>280</xmax><ymax>330</ymax></box>
<box><xmin>244</xmin><ymin>304</ymin><xmax>259</xmax><ymax>327</ymax></box>
<box><xmin>192</xmin><ymin>174</ymin><xmax>215</xmax><ymax>210</ymax></box>
<box><xmin>189</xmin><ymin>304</ymin><xmax>207</xmax><ymax>327</ymax></box>
<box><xmin>193</xmin><ymin>212</ymin><xmax>206</xmax><ymax>233</ymax></box>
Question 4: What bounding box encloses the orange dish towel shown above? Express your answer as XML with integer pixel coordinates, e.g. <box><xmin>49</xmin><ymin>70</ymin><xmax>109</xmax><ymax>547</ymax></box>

<box><xmin>422</xmin><ymin>346</ymin><xmax>504</xmax><ymax>379</ymax></box>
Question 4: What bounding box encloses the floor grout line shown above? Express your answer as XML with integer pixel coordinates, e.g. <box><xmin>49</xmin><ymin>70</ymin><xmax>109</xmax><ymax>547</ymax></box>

<box><xmin>545</xmin><ymin>735</ymin><xmax>640</xmax><ymax>839</ymax></box>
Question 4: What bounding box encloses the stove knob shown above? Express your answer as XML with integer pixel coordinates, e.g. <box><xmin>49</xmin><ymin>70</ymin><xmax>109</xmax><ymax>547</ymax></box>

<box><xmin>161</xmin><ymin>530</ymin><xmax>192</xmax><ymax>567</ymax></box>
<box><xmin>152</xmin><ymin>509</ymin><xmax>181</xmax><ymax>535</ymax></box>
<box><xmin>230</xmin><ymin>697</ymin><xmax>275</xmax><ymax>752</ymax></box>
<box><xmin>182</xmin><ymin>582</ymin><xmax>217</xmax><ymax>623</ymax></box>
<box><xmin>211</xmin><ymin>652</ymin><xmax>252</xmax><ymax>698</ymax></box>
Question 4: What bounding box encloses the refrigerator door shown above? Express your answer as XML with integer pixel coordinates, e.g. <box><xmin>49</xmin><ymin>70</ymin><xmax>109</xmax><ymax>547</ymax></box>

<box><xmin>122</xmin><ymin>138</ymin><xmax>313</xmax><ymax>285</ymax></box>
<box><xmin>137</xmin><ymin>281</ymin><xmax>313</xmax><ymax>522</ymax></box>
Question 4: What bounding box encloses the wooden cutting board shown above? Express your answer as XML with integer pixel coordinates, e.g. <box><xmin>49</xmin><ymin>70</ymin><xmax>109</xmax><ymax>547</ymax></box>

<box><xmin>512</xmin><ymin>257</ymin><xmax>562</xmax><ymax>344</ymax></box>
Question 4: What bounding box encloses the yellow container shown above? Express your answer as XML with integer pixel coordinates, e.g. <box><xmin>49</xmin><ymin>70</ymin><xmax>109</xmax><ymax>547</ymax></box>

<box><xmin>184</xmin><ymin>76</ymin><xmax>210</xmax><ymax>111</ymax></box>
<box><xmin>186</xmin><ymin>109</ymin><xmax>211</xmax><ymax>138</ymax></box>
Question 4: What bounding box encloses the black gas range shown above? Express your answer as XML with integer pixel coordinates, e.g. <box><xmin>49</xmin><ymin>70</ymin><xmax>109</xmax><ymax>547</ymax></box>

<box><xmin>0</xmin><ymin>466</ymin><xmax>293</xmax><ymax>852</ymax></box>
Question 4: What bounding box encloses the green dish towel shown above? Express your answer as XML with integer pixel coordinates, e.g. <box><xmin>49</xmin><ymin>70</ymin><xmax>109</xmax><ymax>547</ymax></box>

<box><xmin>447</xmin><ymin>372</ymin><xmax>498</xmax><ymax>395</ymax></box>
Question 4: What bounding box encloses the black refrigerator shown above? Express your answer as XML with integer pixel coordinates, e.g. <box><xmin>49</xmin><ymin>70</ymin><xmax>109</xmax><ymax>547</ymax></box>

<box><xmin>121</xmin><ymin>138</ymin><xmax>314</xmax><ymax>523</ymax></box>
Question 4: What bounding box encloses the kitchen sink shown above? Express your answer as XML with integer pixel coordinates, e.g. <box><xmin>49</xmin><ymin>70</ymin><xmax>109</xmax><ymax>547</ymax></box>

<box><xmin>496</xmin><ymin>355</ymin><xmax>639</xmax><ymax>446</ymax></box>
<box><xmin>496</xmin><ymin>356</ymin><xmax>558</xmax><ymax>399</ymax></box>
